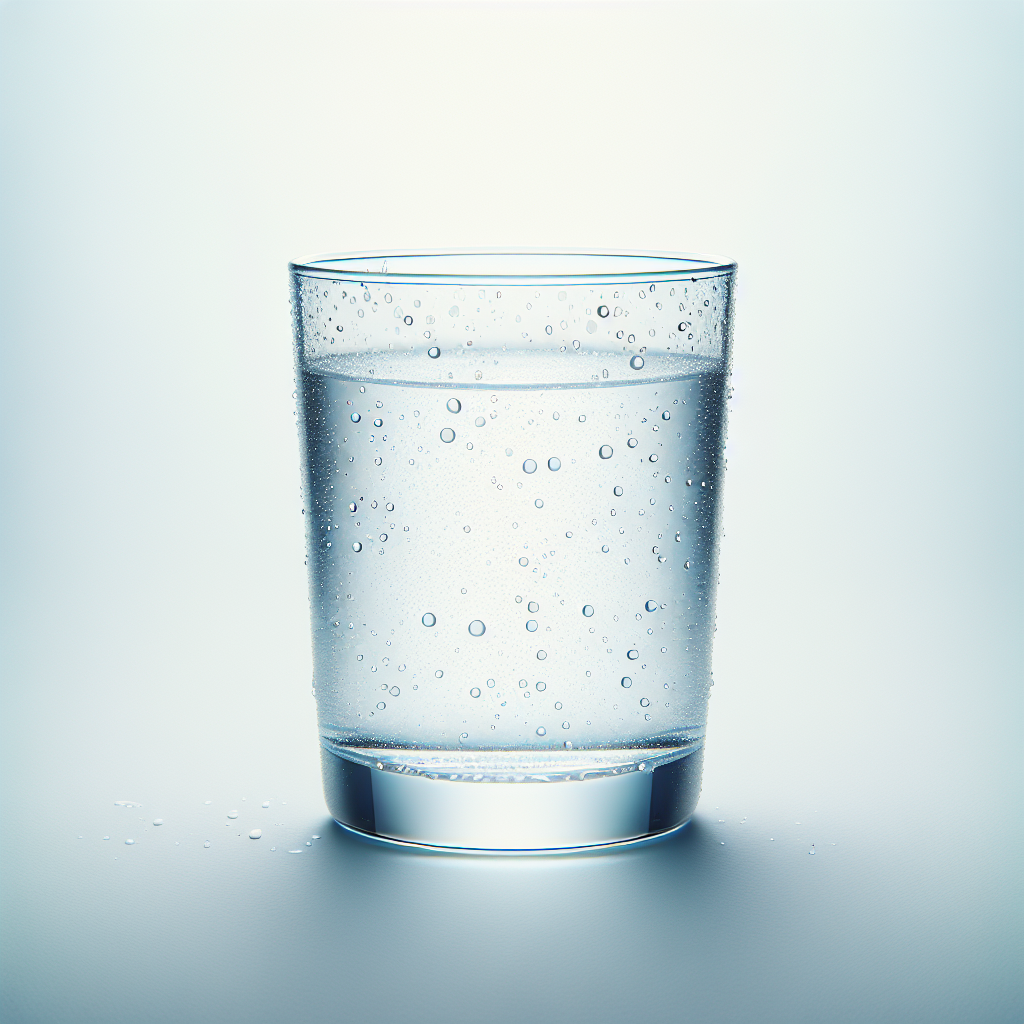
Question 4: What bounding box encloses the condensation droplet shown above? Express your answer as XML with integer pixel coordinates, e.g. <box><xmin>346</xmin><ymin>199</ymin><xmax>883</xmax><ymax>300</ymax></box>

<box><xmin>249</xmin><ymin>829</ymin><xmax>262</xmax><ymax>839</ymax></box>
<box><xmin>597</xmin><ymin>305</ymin><xmax>609</xmax><ymax>317</ymax></box>
<box><xmin>547</xmin><ymin>457</ymin><xmax>561</xmax><ymax>471</ymax></box>
<box><xmin>640</xmin><ymin>698</ymin><xmax>650</xmax><ymax>707</ymax></box>
<box><xmin>470</xmin><ymin>687</ymin><xmax>481</xmax><ymax>698</ymax></box>
<box><xmin>422</xmin><ymin>612</ymin><xmax>436</xmax><ymax>626</ymax></box>
<box><xmin>350</xmin><ymin>412</ymin><xmax>361</xmax><ymax>423</ymax></box>
<box><xmin>526</xmin><ymin>620</ymin><xmax>538</xmax><ymax>632</ymax></box>
<box><xmin>352</xmin><ymin>541</ymin><xmax>362</xmax><ymax>552</ymax></box>
<box><xmin>684</xmin><ymin>561</ymin><xmax>691</xmax><ymax>569</ymax></box>
<box><xmin>661</xmin><ymin>411</ymin><xmax>671</xmax><ymax>421</ymax></box>
<box><xmin>536</xmin><ymin>650</ymin><xmax>547</xmax><ymax>660</ymax></box>
<box><xmin>348</xmin><ymin>502</ymin><xmax>358</xmax><ymax>512</ymax></box>
<box><xmin>404</xmin><ymin>316</ymin><xmax>413</xmax><ymax>325</ymax></box>
<box><xmin>125</xmin><ymin>838</ymin><xmax>135</xmax><ymax>845</ymax></box>
<box><xmin>598</xmin><ymin>445</ymin><xmax>613</xmax><ymax>459</ymax></box>
<box><xmin>536</xmin><ymin>727</ymin><xmax>546</xmax><ymax>736</ymax></box>
<box><xmin>627</xmin><ymin>438</ymin><xmax>638</xmax><ymax>448</ymax></box>
<box><xmin>613</xmin><ymin>486</ymin><xmax>623</xmax><ymax>496</ymax></box>
<box><xmin>534</xmin><ymin>498</ymin><xmax>544</xmax><ymax>508</ymax></box>
<box><xmin>627</xmin><ymin>650</ymin><xmax>639</xmax><ymax>660</ymax></box>
<box><xmin>630</xmin><ymin>355</ymin><xmax>644</xmax><ymax>370</ymax></box>
<box><xmin>468</xmin><ymin>620</ymin><xmax>486</xmax><ymax>636</ymax></box>
<box><xmin>204</xmin><ymin>841</ymin><xmax>211</xmax><ymax>848</ymax></box>
<box><xmin>621</xmin><ymin>676</ymin><xmax>632</xmax><ymax>688</ymax></box>
<box><xmin>519</xmin><ymin>557</ymin><xmax>529</xmax><ymax>566</ymax></box>
<box><xmin>440</xmin><ymin>427</ymin><xmax>455</xmax><ymax>443</ymax></box>
<box><xmin>523</xmin><ymin>459</ymin><xmax>537</xmax><ymax>474</ymax></box>
<box><xmin>428</xmin><ymin>346</ymin><xmax>440</xmax><ymax>358</ymax></box>
<box><xmin>447</xmin><ymin>398</ymin><xmax>461</xmax><ymax>413</ymax></box>
<box><xmin>227</xmin><ymin>810</ymin><xmax>238</xmax><ymax>819</ymax></box>
<box><xmin>582</xmin><ymin>605</ymin><xmax>594</xmax><ymax>617</ymax></box>
<box><xmin>645</xmin><ymin>600</ymin><xmax>658</xmax><ymax>612</ymax></box>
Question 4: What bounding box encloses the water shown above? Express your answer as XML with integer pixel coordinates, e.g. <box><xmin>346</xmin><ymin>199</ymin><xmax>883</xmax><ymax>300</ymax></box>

<box><xmin>297</xmin><ymin>367</ymin><xmax>727</xmax><ymax>782</ymax></box>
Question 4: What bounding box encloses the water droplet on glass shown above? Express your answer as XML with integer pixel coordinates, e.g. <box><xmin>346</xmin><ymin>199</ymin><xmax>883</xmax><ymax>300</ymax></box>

<box><xmin>613</xmin><ymin>486</ymin><xmax>623</xmax><ymax>496</ymax></box>
<box><xmin>262</xmin><ymin>801</ymin><xmax>270</xmax><ymax>808</ymax></box>
<box><xmin>649</xmin><ymin>454</ymin><xmax>658</xmax><ymax>462</ymax></box>
<box><xmin>470</xmin><ymin>687</ymin><xmax>481</xmax><ymax>698</ymax></box>
<box><xmin>640</xmin><ymin>698</ymin><xmax>650</xmax><ymax>707</ymax></box>
<box><xmin>536</xmin><ymin>727</ymin><xmax>546</xmax><ymax>736</ymax></box>
<box><xmin>686</xmin><ymin>479</ymin><xmax>692</xmax><ymax>486</ymax></box>
<box><xmin>621</xmin><ymin>676</ymin><xmax>632</xmax><ymax>688</ymax></box>
<box><xmin>627</xmin><ymin>650</ymin><xmax>639</xmax><ymax>660</ymax></box>
<box><xmin>627</xmin><ymin>437</ymin><xmax>638</xmax><ymax>448</ymax></box>
<box><xmin>809</xmin><ymin>845</ymin><xmax>816</xmax><ymax>855</ymax></box>
<box><xmin>249</xmin><ymin>829</ymin><xmax>262</xmax><ymax>839</ymax></box>
<box><xmin>376</xmin><ymin>701</ymin><xmax>386</xmax><ymax>710</ymax></box>
<box><xmin>630</xmin><ymin>355</ymin><xmax>644</xmax><ymax>370</ymax></box>
<box><xmin>536</xmin><ymin>650</ymin><xmax>547</xmax><ymax>660</ymax></box>
<box><xmin>528</xmin><ymin>601</ymin><xmax>539</xmax><ymax>612</ymax></box>
<box><xmin>404</xmin><ymin>315</ymin><xmax>413</xmax><ymax>325</ymax></box>
<box><xmin>350</xmin><ymin>412</ymin><xmax>362</xmax><ymax>423</ymax></box>
<box><xmin>645</xmin><ymin>600</ymin><xmax>658</xmax><ymax>612</ymax></box>
<box><xmin>598</xmin><ymin>445</ymin><xmax>613</xmax><ymax>459</ymax></box>
<box><xmin>547</xmin><ymin>457</ymin><xmax>561</xmax><ymax>471</ymax></box>
<box><xmin>389</xmin><ymin>686</ymin><xmax>400</xmax><ymax>696</ymax></box>
<box><xmin>374</xmin><ymin>418</ymin><xmax>383</xmax><ymax>427</ymax></box>
<box><xmin>534</xmin><ymin>498</ymin><xmax>544</xmax><ymax>508</ymax></box>
<box><xmin>446</xmin><ymin>398</ymin><xmax>461</xmax><ymax>414</ymax></box>
<box><xmin>523</xmin><ymin>459</ymin><xmax>537</xmax><ymax>474</ymax></box>
<box><xmin>519</xmin><ymin>557</ymin><xmax>529</xmax><ymax>566</ymax></box>
<box><xmin>352</xmin><ymin>541</ymin><xmax>362</xmax><ymax>552</ymax></box>
<box><xmin>536</xmin><ymin>682</ymin><xmax>546</xmax><ymax>691</ymax></box>
<box><xmin>125</xmin><ymin>838</ymin><xmax>135</xmax><ymax>845</ymax></box>
<box><xmin>440</xmin><ymin>427</ymin><xmax>455</xmax><ymax>443</ymax></box>
<box><xmin>428</xmin><ymin>346</ymin><xmax>440</xmax><ymax>358</ymax></box>
<box><xmin>348</xmin><ymin>502</ymin><xmax>358</xmax><ymax>512</ymax></box>
<box><xmin>597</xmin><ymin>305</ymin><xmax>609</xmax><ymax>317</ymax></box>
<box><xmin>526</xmin><ymin>620</ymin><xmax>538</xmax><ymax>632</ymax></box>
<box><xmin>468</xmin><ymin>620</ymin><xmax>486</xmax><ymax>636</ymax></box>
<box><xmin>475</xmin><ymin>416</ymin><xmax>485</xmax><ymax>427</ymax></box>
<box><xmin>582</xmin><ymin>605</ymin><xmax>594</xmax><ymax>617</ymax></box>
<box><xmin>204</xmin><ymin>841</ymin><xmax>211</xmax><ymax>848</ymax></box>
<box><xmin>601</xmin><ymin>545</ymin><xmax>609</xmax><ymax>553</ymax></box>
<box><xmin>422</xmin><ymin>612</ymin><xmax>436</xmax><ymax>626</ymax></box>
<box><xmin>684</xmin><ymin>561</ymin><xmax>691</xmax><ymax>569</ymax></box>
<box><xmin>435</xmin><ymin>670</ymin><xmax>444</xmax><ymax>678</ymax></box>
<box><xmin>227</xmin><ymin>810</ymin><xmax>238</xmax><ymax>819</ymax></box>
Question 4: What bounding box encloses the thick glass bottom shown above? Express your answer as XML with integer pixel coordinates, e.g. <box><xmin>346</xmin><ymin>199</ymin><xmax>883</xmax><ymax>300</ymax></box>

<box><xmin>320</xmin><ymin>744</ymin><xmax>705</xmax><ymax>852</ymax></box>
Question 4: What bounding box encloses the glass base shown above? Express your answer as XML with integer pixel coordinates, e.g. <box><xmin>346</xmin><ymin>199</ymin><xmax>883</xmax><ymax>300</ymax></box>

<box><xmin>320</xmin><ymin>745</ymin><xmax>704</xmax><ymax>852</ymax></box>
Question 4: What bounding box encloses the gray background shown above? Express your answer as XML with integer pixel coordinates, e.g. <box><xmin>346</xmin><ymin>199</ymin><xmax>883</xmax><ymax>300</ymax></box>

<box><xmin>1</xmin><ymin>2</ymin><xmax>1021</xmax><ymax>1021</ymax></box>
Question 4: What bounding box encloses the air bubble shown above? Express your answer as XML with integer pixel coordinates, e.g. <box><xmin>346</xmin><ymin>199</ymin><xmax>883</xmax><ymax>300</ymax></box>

<box><xmin>523</xmin><ymin>459</ymin><xmax>537</xmax><ymax>474</ymax></box>
<box><xmin>440</xmin><ymin>427</ymin><xmax>455</xmax><ymax>443</ymax></box>
<box><xmin>630</xmin><ymin>355</ymin><xmax>644</xmax><ymax>370</ymax></box>
<box><xmin>536</xmin><ymin>682</ymin><xmax>546</xmax><ymax>691</ymax></box>
<box><xmin>547</xmin><ymin>457</ymin><xmax>561</xmax><ymax>471</ymax></box>
<box><xmin>428</xmin><ymin>347</ymin><xmax>440</xmax><ymax>358</ymax></box>
<box><xmin>468</xmin><ymin>620</ymin><xmax>486</xmax><ymax>636</ymax></box>
<box><xmin>447</xmin><ymin>398</ymin><xmax>461</xmax><ymax>413</ymax></box>
<box><xmin>598</xmin><ymin>445</ymin><xmax>613</xmax><ymax>459</ymax></box>
<box><xmin>582</xmin><ymin>605</ymin><xmax>594</xmax><ymax>617</ymax></box>
<box><xmin>422</xmin><ymin>612</ymin><xmax>436</xmax><ymax>627</ymax></box>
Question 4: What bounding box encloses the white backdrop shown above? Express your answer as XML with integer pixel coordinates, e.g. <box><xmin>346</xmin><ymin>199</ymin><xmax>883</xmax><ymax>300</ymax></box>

<box><xmin>1</xmin><ymin>3</ymin><xmax>1021</xmax><ymax>1022</ymax></box>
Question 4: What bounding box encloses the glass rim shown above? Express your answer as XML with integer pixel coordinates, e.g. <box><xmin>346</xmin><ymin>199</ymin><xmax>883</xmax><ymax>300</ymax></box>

<box><xmin>289</xmin><ymin>248</ymin><xmax>737</xmax><ymax>286</ymax></box>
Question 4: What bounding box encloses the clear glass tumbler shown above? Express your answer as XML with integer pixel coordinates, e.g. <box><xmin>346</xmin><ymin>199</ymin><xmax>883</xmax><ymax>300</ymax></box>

<box><xmin>290</xmin><ymin>251</ymin><xmax>736</xmax><ymax>851</ymax></box>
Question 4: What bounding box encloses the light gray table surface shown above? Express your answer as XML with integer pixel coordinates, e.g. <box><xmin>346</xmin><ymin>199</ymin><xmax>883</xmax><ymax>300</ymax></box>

<box><xmin>1</xmin><ymin>3</ymin><xmax>1021</xmax><ymax>1022</ymax></box>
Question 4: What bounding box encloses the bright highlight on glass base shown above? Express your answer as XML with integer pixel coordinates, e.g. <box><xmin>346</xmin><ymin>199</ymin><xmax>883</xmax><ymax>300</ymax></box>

<box><xmin>322</xmin><ymin>745</ymin><xmax>704</xmax><ymax>851</ymax></box>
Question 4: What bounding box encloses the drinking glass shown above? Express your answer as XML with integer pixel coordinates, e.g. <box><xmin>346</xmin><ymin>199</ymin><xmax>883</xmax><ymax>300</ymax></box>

<box><xmin>290</xmin><ymin>250</ymin><xmax>736</xmax><ymax>851</ymax></box>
